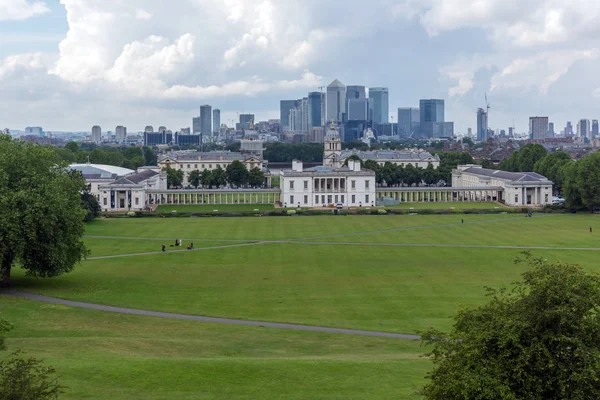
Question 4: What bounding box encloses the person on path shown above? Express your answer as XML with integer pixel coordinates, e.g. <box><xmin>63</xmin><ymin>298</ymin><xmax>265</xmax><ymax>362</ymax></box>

<box><xmin>162</xmin><ymin>244</ymin><xmax>166</xmax><ymax>252</ymax></box>
<box><xmin>175</xmin><ymin>239</ymin><xmax>179</xmax><ymax>247</ymax></box>
<box><xmin>590</xmin><ymin>227</ymin><xmax>593</xmax><ymax>233</ymax></box>
<box><xmin>461</xmin><ymin>219</ymin><xmax>464</xmax><ymax>224</ymax></box>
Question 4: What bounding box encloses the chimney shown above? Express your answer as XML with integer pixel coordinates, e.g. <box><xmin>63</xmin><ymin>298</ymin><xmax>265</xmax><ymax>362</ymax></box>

<box><xmin>292</xmin><ymin>159</ymin><xmax>303</xmax><ymax>172</ymax></box>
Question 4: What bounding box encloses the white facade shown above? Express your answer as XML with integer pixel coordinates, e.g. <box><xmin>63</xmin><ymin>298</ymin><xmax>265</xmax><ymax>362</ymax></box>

<box><xmin>452</xmin><ymin>165</ymin><xmax>553</xmax><ymax>207</ymax></box>
<box><xmin>280</xmin><ymin>160</ymin><xmax>376</xmax><ymax>208</ymax></box>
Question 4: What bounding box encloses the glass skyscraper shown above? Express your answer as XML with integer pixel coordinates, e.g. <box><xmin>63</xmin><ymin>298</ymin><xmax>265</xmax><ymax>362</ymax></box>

<box><xmin>397</xmin><ymin>107</ymin><xmax>420</xmax><ymax>138</ymax></box>
<box><xmin>369</xmin><ymin>87</ymin><xmax>389</xmax><ymax>124</ymax></box>
<box><xmin>307</xmin><ymin>92</ymin><xmax>322</xmax><ymax>129</ymax></box>
<box><xmin>419</xmin><ymin>99</ymin><xmax>445</xmax><ymax>138</ymax></box>
<box><xmin>280</xmin><ymin>100</ymin><xmax>299</xmax><ymax>131</ymax></box>
<box><xmin>200</xmin><ymin>105</ymin><xmax>212</xmax><ymax>137</ymax></box>
<box><xmin>477</xmin><ymin>108</ymin><xmax>488</xmax><ymax>142</ymax></box>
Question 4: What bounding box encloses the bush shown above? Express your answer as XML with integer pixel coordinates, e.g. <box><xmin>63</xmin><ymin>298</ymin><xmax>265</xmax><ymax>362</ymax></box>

<box><xmin>126</xmin><ymin>211</ymin><xmax>136</xmax><ymax>217</ymax></box>
<box><xmin>377</xmin><ymin>209</ymin><xmax>387</xmax><ymax>215</ymax></box>
<box><xmin>286</xmin><ymin>210</ymin><xmax>297</xmax><ymax>215</ymax></box>
<box><xmin>0</xmin><ymin>351</ymin><xmax>63</xmax><ymax>400</ymax></box>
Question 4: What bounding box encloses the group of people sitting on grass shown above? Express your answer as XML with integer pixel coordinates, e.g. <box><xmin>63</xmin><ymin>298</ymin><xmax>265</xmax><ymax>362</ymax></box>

<box><xmin>161</xmin><ymin>239</ymin><xmax>194</xmax><ymax>252</ymax></box>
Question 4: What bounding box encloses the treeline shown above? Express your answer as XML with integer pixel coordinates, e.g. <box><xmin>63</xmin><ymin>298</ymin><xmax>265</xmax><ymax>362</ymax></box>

<box><xmin>353</xmin><ymin>151</ymin><xmax>474</xmax><ymax>187</ymax></box>
<box><xmin>263</xmin><ymin>143</ymin><xmax>323</xmax><ymax>162</ymax></box>
<box><xmin>165</xmin><ymin>160</ymin><xmax>266</xmax><ymax>189</ymax></box>
<box><xmin>50</xmin><ymin>142</ymin><xmax>158</xmax><ymax>170</ymax></box>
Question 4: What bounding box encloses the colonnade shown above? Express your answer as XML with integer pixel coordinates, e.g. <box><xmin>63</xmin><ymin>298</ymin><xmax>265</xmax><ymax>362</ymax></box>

<box><xmin>147</xmin><ymin>190</ymin><xmax>281</xmax><ymax>205</ymax></box>
<box><xmin>376</xmin><ymin>188</ymin><xmax>503</xmax><ymax>203</ymax></box>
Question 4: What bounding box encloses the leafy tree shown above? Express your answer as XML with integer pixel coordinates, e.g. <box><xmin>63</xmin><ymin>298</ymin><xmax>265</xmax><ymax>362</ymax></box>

<box><xmin>0</xmin><ymin>135</ymin><xmax>88</xmax><ymax>287</ymax></box>
<box><xmin>500</xmin><ymin>144</ymin><xmax>547</xmax><ymax>172</ymax></box>
<box><xmin>342</xmin><ymin>154</ymin><xmax>362</xmax><ymax>167</ymax></box>
<box><xmin>212</xmin><ymin>166</ymin><xmax>227</xmax><ymax>188</ymax></box>
<box><xmin>188</xmin><ymin>170</ymin><xmax>202</xmax><ymax>189</ymax></box>
<box><xmin>479</xmin><ymin>158</ymin><xmax>495</xmax><ymax>169</ymax></box>
<box><xmin>164</xmin><ymin>167</ymin><xmax>184</xmax><ymax>188</ymax></box>
<box><xmin>143</xmin><ymin>147</ymin><xmax>157</xmax><ymax>166</ymax></box>
<box><xmin>225</xmin><ymin>160</ymin><xmax>249</xmax><ymax>188</ymax></box>
<box><xmin>64</xmin><ymin>142</ymin><xmax>79</xmax><ymax>153</ymax></box>
<box><xmin>420</xmin><ymin>252</ymin><xmax>600</xmax><ymax>399</ymax></box>
<box><xmin>403</xmin><ymin>164</ymin><xmax>422</xmax><ymax>187</ymax></box>
<box><xmin>248</xmin><ymin>167</ymin><xmax>265</xmax><ymax>188</ymax></box>
<box><xmin>382</xmin><ymin>162</ymin><xmax>400</xmax><ymax>187</ymax></box>
<box><xmin>423</xmin><ymin>163</ymin><xmax>439</xmax><ymax>186</ymax></box>
<box><xmin>200</xmin><ymin>169</ymin><xmax>213</xmax><ymax>188</ymax></box>
<box><xmin>436</xmin><ymin>152</ymin><xmax>473</xmax><ymax>185</ymax></box>
<box><xmin>534</xmin><ymin>151</ymin><xmax>572</xmax><ymax>194</ymax></box>
<box><xmin>0</xmin><ymin>318</ymin><xmax>11</xmax><ymax>351</ymax></box>
<box><xmin>563</xmin><ymin>152</ymin><xmax>600</xmax><ymax>211</ymax></box>
<box><xmin>0</xmin><ymin>351</ymin><xmax>63</xmax><ymax>400</ymax></box>
<box><xmin>363</xmin><ymin>160</ymin><xmax>383</xmax><ymax>185</ymax></box>
<box><xmin>81</xmin><ymin>191</ymin><xmax>101</xmax><ymax>222</ymax></box>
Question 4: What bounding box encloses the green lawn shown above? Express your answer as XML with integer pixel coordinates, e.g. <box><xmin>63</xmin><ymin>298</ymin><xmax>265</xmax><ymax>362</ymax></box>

<box><xmin>382</xmin><ymin>201</ymin><xmax>509</xmax><ymax>210</ymax></box>
<box><xmin>156</xmin><ymin>203</ymin><xmax>275</xmax><ymax>212</ymax></box>
<box><xmin>0</xmin><ymin>296</ymin><xmax>430</xmax><ymax>400</ymax></box>
<box><xmin>4</xmin><ymin>213</ymin><xmax>600</xmax><ymax>399</ymax></box>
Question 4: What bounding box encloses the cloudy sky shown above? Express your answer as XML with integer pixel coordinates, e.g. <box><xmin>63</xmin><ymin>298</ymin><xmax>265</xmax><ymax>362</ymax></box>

<box><xmin>2</xmin><ymin>0</ymin><xmax>600</xmax><ymax>134</ymax></box>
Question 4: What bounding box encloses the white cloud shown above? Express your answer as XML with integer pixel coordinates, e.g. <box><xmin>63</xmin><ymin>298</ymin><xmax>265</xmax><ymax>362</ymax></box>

<box><xmin>135</xmin><ymin>9</ymin><xmax>152</xmax><ymax>20</ymax></box>
<box><xmin>0</xmin><ymin>0</ymin><xmax>48</xmax><ymax>20</ymax></box>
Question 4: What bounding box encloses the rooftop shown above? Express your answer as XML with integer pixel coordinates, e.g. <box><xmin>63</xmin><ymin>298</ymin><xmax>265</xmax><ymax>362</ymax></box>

<box><xmin>70</xmin><ymin>163</ymin><xmax>134</xmax><ymax>179</ymax></box>
<box><xmin>339</xmin><ymin>150</ymin><xmax>440</xmax><ymax>162</ymax></box>
<box><xmin>460</xmin><ymin>166</ymin><xmax>551</xmax><ymax>182</ymax></box>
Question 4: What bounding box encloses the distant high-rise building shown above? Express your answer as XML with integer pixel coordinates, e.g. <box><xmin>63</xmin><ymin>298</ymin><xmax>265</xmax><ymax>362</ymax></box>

<box><xmin>115</xmin><ymin>126</ymin><xmax>127</xmax><ymax>142</ymax></box>
<box><xmin>240</xmin><ymin>114</ymin><xmax>255</xmax><ymax>131</ymax></box>
<box><xmin>592</xmin><ymin>120</ymin><xmax>599</xmax><ymax>138</ymax></box>
<box><xmin>509</xmin><ymin>127</ymin><xmax>515</xmax><ymax>137</ymax></box>
<box><xmin>467</xmin><ymin>127</ymin><xmax>472</xmax><ymax>137</ymax></box>
<box><xmin>347</xmin><ymin>99</ymin><xmax>369</xmax><ymax>121</ymax></box>
<box><xmin>307</xmin><ymin>92</ymin><xmax>322</xmax><ymax>129</ymax></box>
<box><xmin>578</xmin><ymin>119</ymin><xmax>590</xmax><ymax>138</ymax></box>
<box><xmin>158</xmin><ymin>126</ymin><xmax>167</xmax><ymax>134</ymax></box>
<box><xmin>345</xmin><ymin>85</ymin><xmax>366</xmax><ymax>118</ymax></box>
<box><xmin>548</xmin><ymin>122</ymin><xmax>555</xmax><ymax>138</ymax></box>
<box><xmin>565</xmin><ymin>121</ymin><xmax>573</xmax><ymax>136</ymax></box>
<box><xmin>529</xmin><ymin>117</ymin><xmax>549</xmax><ymax>140</ymax></box>
<box><xmin>397</xmin><ymin>107</ymin><xmax>420</xmax><ymax>138</ymax></box>
<box><xmin>477</xmin><ymin>108</ymin><xmax>488</xmax><ymax>142</ymax></box>
<box><xmin>419</xmin><ymin>99</ymin><xmax>445</xmax><ymax>138</ymax></box>
<box><xmin>91</xmin><ymin>126</ymin><xmax>101</xmax><ymax>143</ymax></box>
<box><xmin>192</xmin><ymin>117</ymin><xmax>201</xmax><ymax>134</ymax></box>
<box><xmin>25</xmin><ymin>127</ymin><xmax>43</xmax><ymax>137</ymax></box>
<box><xmin>369</xmin><ymin>87</ymin><xmax>389</xmax><ymax>124</ymax></box>
<box><xmin>213</xmin><ymin>109</ymin><xmax>221</xmax><ymax>136</ymax></box>
<box><xmin>280</xmin><ymin>100</ymin><xmax>299</xmax><ymax>131</ymax></box>
<box><xmin>144</xmin><ymin>126</ymin><xmax>154</xmax><ymax>133</ymax></box>
<box><xmin>326</xmin><ymin>79</ymin><xmax>346</xmax><ymax>123</ymax></box>
<box><xmin>200</xmin><ymin>105</ymin><xmax>212</xmax><ymax>136</ymax></box>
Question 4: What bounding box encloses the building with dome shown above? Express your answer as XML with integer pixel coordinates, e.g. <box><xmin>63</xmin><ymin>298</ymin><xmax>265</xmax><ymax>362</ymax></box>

<box><xmin>323</xmin><ymin>122</ymin><xmax>343</xmax><ymax>168</ymax></box>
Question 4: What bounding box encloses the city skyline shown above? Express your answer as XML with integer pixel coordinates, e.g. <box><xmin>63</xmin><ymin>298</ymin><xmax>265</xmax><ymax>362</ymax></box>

<box><xmin>2</xmin><ymin>1</ymin><xmax>600</xmax><ymax>133</ymax></box>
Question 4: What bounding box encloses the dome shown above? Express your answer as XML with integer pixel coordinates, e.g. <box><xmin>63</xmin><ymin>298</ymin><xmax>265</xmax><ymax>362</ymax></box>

<box><xmin>324</xmin><ymin>125</ymin><xmax>340</xmax><ymax>141</ymax></box>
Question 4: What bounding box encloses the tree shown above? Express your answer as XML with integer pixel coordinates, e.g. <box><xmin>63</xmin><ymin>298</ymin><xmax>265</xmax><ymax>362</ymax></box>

<box><xmin>164</xmin><ymin>167</ymin><xmax>184</xmax><ymax>188</ymax></box>
<box><xmin>212</xmin><ymin>166</ymin><xmax>227</xmax><ymax>188</ymax></box>
<box><xmin>188</xmin><ymin>170</ymin><xmax>202</xmax><ymax>189</ymax></box>
<box><xmin>500</xmin><ymin>144</ymin><xmax>547</xmax><ymax>172</ymax></box>
<box><xmin>248</xmin><ymin>167</ymin><xmax>265</xmax><ymax>188</ymax></box>
<box><xmin>563</xmin><ymin>152</ymin><xmax>600</xmax><ymax>211</ymax></box>
<box><xmin>225</xmin><ymin>160</ymin><xmax>249</xmax><ymax>188</ymax></box>
<box><xmin>143</xmin><ymin>147</ymin><xmax>157</xmax><ymax>166</ymax></box>
<box><xmin>64</xmin><ymin>142</ymin><xmax>79</xmax><ymax>153</ymax></box>
<box><xmin>343</xmin><ymin>154</ymin><xmax>362</xmax><ymax>167</ymax></box>
<box><xmin>81</xmin><ymin>190</ymin><xmax>101</xmax><ymax>222</ymax></box>
<box><xmin>423</xmin><ymin>163</ymin><xmax>439</xmax><ymax>186</ymax></box>
<box><xmin>200</xmin><ymin>169</ymin><xmax>213</xmax><ymax>188</ymax></box>
<box><xmin>534</xmin><ymin>152</ymin><xmax>572</xmax><ymax>195</ymax></box>
<box><xmin>420</xmin><ymin>252</ymin><xmax>600</xmax><ymax>400</ymax></box>
<box><xmin>363</xmin><ymin>160</ymin><xmax>383</xmax><ymax>186</ymax></box>
<box><xmin>0</xmin><ymin>351</ymin><xmax>64</xmax><ymax>400</ymax></box>
<box><xmin>0</xmin><ymin>135</ymin><xmax>88</xmax><ymax>287</ymax></box>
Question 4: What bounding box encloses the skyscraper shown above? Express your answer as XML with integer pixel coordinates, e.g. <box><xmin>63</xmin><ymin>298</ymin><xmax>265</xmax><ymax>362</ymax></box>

<box><xmin>529</xmin><ymin>117</ymin><xmax>549</xmax><ymax>140</ymax></box>
<box><xmin>213</xmin><ymin>109</ymin><xmax>221</xmax><ymax>136</ymax></box>
<box><xmin>239</xmin><ymin>114</ymin><xmax>255</xmax><ymax>130</ymax></box>
<box><xmin>25</xmin><ymin>127</ymin><xmax>43</xmax><ymax>136</ymax></box>
<box><xmin>592</xmin><ymin>120</ymin><xmax>599</xmax><ymax>138</ymax></box>
<box><xmin>565</xmin><ymin>121</ymin><xmax>573</xmax><ymax>136</ymax></box>
<box><xmin>91</xmin><ymin>126</ymin><xmax>101</xmax><ymax>143</ymax></box>
<box><xmin>347</xmin><ymin>99</ymin><xmax>369</xmax><ymax>121</ymax></box>
<box><xmin>280</xmin><ymin>100</ymin><xmax>299</xmax><ymax>131</ymax></box>
<box><xmin>326</xmin><ymin>79</ymin><xmax>346</xmax><ymax>123</ymax></box>
<box><xmin>307</xmin><ymin>92</ymin><xmax>322</xmax><ymax>129</ymax></box>
<box><xmin>200</xmin><ymin>105</ymin><xmax>212</xmax><ymax>137</ymax></box>
<box><xmin>477</xmin><ymin>108</ymin><xmax>488</xmax><ymax>142</ymax></box>
<box><xmin>397</xmin><ymin>108</ymin><xmax>420</xmax><ymax>138</ymax></box>
<box><xmin>369</xmin><ymin>87</ymin><xmax>389</xmax><ymax>124</ymax></box>
<box><xmin>578</xmin><ymin>119</ymin><xmax>590</xmax><ymax>138</ymax></box>
<box><xmin>345</xmin><ymin>85</ymin><xmax>366</xmax><ymax>118</ymax></box>
<box><xmin>419</xmin><ymin>99</ymin><xmax>445</xmax><ymax>138</ymax></box>
<box><xmin>548</xmin><ymin>122</ymin><xmax>555</xmax><ymax>138</ymax></box>
<box><xmin>192</xmin><ymin>117</ymin><xmax>201</xmax><ymax>134</ymax></box>
<box><xmin>115</xmin><ymin>126</ymin><xmax>127</xmax><ymax>142</ymax></box>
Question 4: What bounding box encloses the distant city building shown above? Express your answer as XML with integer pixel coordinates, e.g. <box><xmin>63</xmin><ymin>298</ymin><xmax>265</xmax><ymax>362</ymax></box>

<box><xmin>326</xmin><ymin>79</ymin><xmax>346</xmax><ymax>123</ymax></box>
<box><xmin>592</xmin><ymin>120</ymin><xmax>599</xmax><ymax>138</ymax></box>
<box><xmin>91</xmin><ymin>125</ymin><xmax>102</xmax><ymax>143</ymax></box>
<box><xmin>565</xmin><ymin>121</ymin><xmax>574</xmax><ymax>136</ymax></box>
<box><xmin>239</xmin><ymin>114</ymin><xmax>255</xmax><ymax>131</ymax></box>
<box><xmin>509</xmin><ymin>127</ymin><xmax>515</xmax><ymax>137</ymax></box>
<box><xmin>175</xmin><ymin>132</ymin><xmax>201</xmax><ymax>147</ymax></box>
<box><xmin>25</xmin><ymin>127</ymin><xmax>43</xmax><ymax>137</ymax></box>
<box><xmin>158</xmin><ymin>126</ymin><xmax>167</xmax><ymax>134</ymax></box>
<box><xmin>346</xmin><ymin>85</ymin><xmax>366</xmax><ymax>118</ymax></box>
<box><xmin>144</xmin><ymin>131</ymin><xmax>173</xmax><ymax>146</ymax></box>
<box><xmin>347</xmin><ymin>98</ymin><xmax>369</xmax><ymax>121</ymax></box>
<box><xmin>213</xmin><ymin>109</ymin><xmax>221</xmax><ymax>136</ymax></box>
<box><xmin>529</xmin><ymin>117</ymin><xmax>549</xmax><ymax>140</ymax></box>
<box><xmin>180</xmin><ymin>128</ymin><xmax>191</xmax><ymax>135</ymax></box>
<box><xmin>280</xmin><ymin>100</ymin><xmax>299</xmax><ymax>131</ymax></box>
<box><xmin>467</xmin><ymin>127</ymin><xmax>473</xmax><ymax>137</ymax></box>
<box><xmin>548</xmin><ymin>122</ymin><xmax>555</xmax><ymax>138</ymax></box>
<box><xmin>419</xmin><ymin>99</ymin><xmax>447</xmax><ymax>138</ymax></box>
<box><xmin>477</xmin><ymin>108</ymin><xmax>488</xmax><ymax>142</ymax></box>
<box><xmin>307</xmin><ymin>92</ymin><xmax>322</xmax><ymax>129</ymax></box>
<box><xmin>369</xmin><ymin>87</ymin><xmax>389</xmax><ymax>124</ymax></box>
<box><xmin>200</xmin><ymin>105</ymin><xmax>212</xmax><ymax>137</ymax></box>
<box><xmin>192</xmin><ymin>117</ymin><xmax>201</xmax><ymax>134</ymax></box>
<box><xmin>115</xmin><ymin>126</ymin><xmax>127</xmax><ymax>143</ymax></box>
<box><xmin>144</xmin><ymin>126</ymin><xmax>154</xmax><ymax>133</ymax></box>
<box><xmin>578</xmin><ymin>119</ymin><xmax>590</xmax><ymax>139</ymax></box>
<box><xmin>500</xmin><ymin>129</ymin><xmax>506</xmax><ymax>137</ymax></box>
<box><xmin>397</xmin><ymin>107</ymin><xmax>420</xmax><ymax>138</ymax></box>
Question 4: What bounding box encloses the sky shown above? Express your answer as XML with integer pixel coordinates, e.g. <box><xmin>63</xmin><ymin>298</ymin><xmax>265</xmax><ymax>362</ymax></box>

<box><xmin>1</xmin><ymin>0</ymin><xmax>600</xmax><ymax>134</ymax></box>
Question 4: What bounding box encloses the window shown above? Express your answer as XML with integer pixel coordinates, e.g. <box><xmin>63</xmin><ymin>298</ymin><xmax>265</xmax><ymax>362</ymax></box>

<box><xmin>290</xmin><ymin>180</ymin><xmax>294</xmax><ymax>189</ymax></box>
<box><xmin>135</xmin><ymin>198</ymin><xmax>139</xmax><ymax>205</ymax></box>
<box><xmin>352</xmin><ymin>195</ymin><xmax>355</xmax><ymax>203</ymax></box>
<box><xmin>515</xmin><ymin>194</ymin><xmax>519</xmax><ymax>203</ymax></box>
<box><xmin>365</xmin><ymin>180</ymin><xmax>370</xmax><ymax>189</ymax></box>
<box><xmin>209</xmin><ymin>164</ymin><xmax>212</xmax><ymax>169</ymax></box>
<box><xmin>366</xmin><ymin>195</ymin><xmax>370</xmax><ymax>204</ymax></box>
<box><xmin>351</xmin><ymin>180</ymin><xmax>356</xmax><ymax>189</ymax></box>
<box><xmin>304</xmin><ymin>195</ymin><xmax>308</xmax><ymax>204</ymax></box>
<box><xmin>103</xmin><ymin>198</ymin><xmax>107</xmax><ymax>206</ymax></box>
<box><xmin>304</xmin><ymin>180</ymin><xmax>308</xmax><ymax>189</ymax></box>
<box><xmin>202</xmin><ymin>164</ymin><xmax>205</xmax><ymax>169</ymax></box>
<box><xmin>335</xmin><ymin>195</ymin><xmax>338</xmax><ymax>203</ymax></box>
<box><xmin>341</xmin><ymin>195</ymin><xmax>345</xmax><ymax>203</ymax></box>
<box><xmin>194</xmin><ymin>164</ymin><xmax>198</xmax><ymax>169</ymax></box>
<box><xmin>545</xmin><ymin>194</ymin><xmax>549</xmax><ymax>203</ymax></box>
<box><xmin>290</xmin><ymin>195</ymin><xmax>294</xmax><ymax>204</ymax></box>
<box><xmin>187</xmin><ymin>164</ymin><xmax>190</xmax><ymax>169</ymax></box>
<box><xmin>315</xmin><ymin>195</ymin><xmax>319</xmax><ymax>204</ymax></box>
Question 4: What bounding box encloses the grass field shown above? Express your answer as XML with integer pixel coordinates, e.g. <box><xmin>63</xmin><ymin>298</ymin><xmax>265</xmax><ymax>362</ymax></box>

<box><xmin>3</xmin><ymin>213</ymin><xmax>600</xmax><ymax>399</ymax></box>
<box><xmin>382</xmin><ymin>201</ymin><xmax>508</xmax><ymax>209</ymax></box>
<box><xmin>156</xmin><ymin>204</ymin><xmax>275</xmax><ymax>212</ymax></box>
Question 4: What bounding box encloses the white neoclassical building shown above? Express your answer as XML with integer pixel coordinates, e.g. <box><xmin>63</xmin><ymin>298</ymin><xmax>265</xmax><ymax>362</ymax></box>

<box><xmin>339</xmin><ymin>149</ymin><xmax>440</xmax><ymax>168</ymax></box>
<box><xmin>452</xmin><ymin>165</ymin><xmax>553</xmax><ymax>207</ymax></box>
<box><xmin>280</xmin><ymin>159</ymin><xmax>376</xmax><ymax>208</ymax></box>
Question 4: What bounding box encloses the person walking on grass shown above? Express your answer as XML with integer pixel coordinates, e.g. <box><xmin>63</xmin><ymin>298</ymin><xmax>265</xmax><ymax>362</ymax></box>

<box><xmin>162</xmin><ymin>244</ymin><xmax>166</xmax><ymax>252</ymax></box>
<box><xmin>590</xmin><ymin>227</ymin><xmax>593</xmax><ymax>233</ymax></box>
<box><xmin>461</xmin><ymin>219</ymin><xmax>464</xmax><ymax>224</ymax></box>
